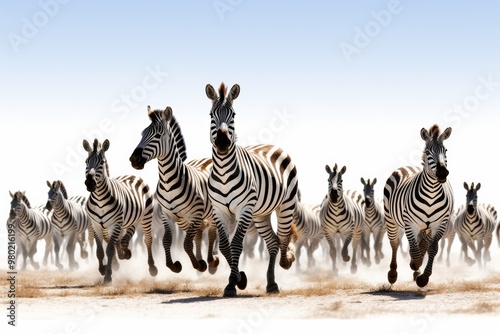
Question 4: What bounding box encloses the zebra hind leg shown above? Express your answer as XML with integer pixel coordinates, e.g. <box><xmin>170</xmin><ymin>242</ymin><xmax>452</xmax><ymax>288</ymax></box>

<box><xmin>255</xmin><ymin>219</ymin><xmax>280</xmax><ymax>293</ymax></box>
<box><xmin>162</xmin><ymin>221</ymin><xmax>182</xmax><ymax>273</ymax></box>
<box><xmin>207</xmin><ymin>222</ymin><xmax>219</xmax><ymax>275</ymax></box>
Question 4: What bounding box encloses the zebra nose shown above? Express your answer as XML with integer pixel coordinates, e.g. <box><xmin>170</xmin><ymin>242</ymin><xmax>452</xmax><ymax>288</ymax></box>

<box><xmin>9</xmin><ymin>210</ymin><xmax>16</xmax><ymax>219</ymax></box>
<box><xmin>130</xmin><ymin>148</ymin><xmax>146</xmax><ymax>169</ymax></box>
<box><xmin>467</xmin><ymin>204</ymin><xmax>475</xmax><ymax>215</ymax></box>
<box><xmin>45</xmin><ymin>201</ymin><xmax>52</xmax><ymax>211</ymax></box>
<box><xmin>436</xmin><ymin>166</ymin><xmax>449</xmax><ymax>183</ymax></box>
<box><xmin>215</xmin><ymin>129</ymin><xmax>231</xmax><ymax>151</ymax></box>
<box><xmin>85</xmin><ymin>174</ymin><xmax>96</xmax><ymax>192</ymax></box>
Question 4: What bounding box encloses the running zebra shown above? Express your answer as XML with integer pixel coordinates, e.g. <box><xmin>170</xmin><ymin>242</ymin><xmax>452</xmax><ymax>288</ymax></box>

<box><xmin>129</xmin><ymin>106</ymin><xmax>219</xmax><ymax>274</ymax></box>
<box><xmin>320</xmin><ymin>164</ymin><xmax>364</xmax><ymax>276</ymax></box>
<box><xmin>384</xmin><ymin>124</ymin><xmax>454</xmax><ymax>287</ymax></box>
<box><xmin>45</xmin><ymin>180</ymin><xmax>90</xmax><ymax>270</ymax></box>
<box><xmin>437</xmin><ymin>209</ymin><xmax>456</xmax><ymax>267</ymax></box>
<box><xmin>83</xmin><ymin>138</ymin><xmax>158</xmax><ymax>283</ymax></box>
<box><xmin>206</xmin><ymin>83</ymin><xmax>299</xmax><ymax>297</ymax></box>
<box><xmin>359</xmin><ymin>177</ymin><xmax>385</xmax><ymax>266</ymax></box>
<box><xmin>9</xmin><ymin>191</ymin><xmax>53</xmax><ymax>270</ymax></box>
<box><xmin>293</xmin><ymin>200</ymin><xmax>323</xmax><ymax>271</ymax></box>
<box><xmin>455</xmin><ymin>182</ymin><xmax>497</xmax><ymax>268</ymax></box>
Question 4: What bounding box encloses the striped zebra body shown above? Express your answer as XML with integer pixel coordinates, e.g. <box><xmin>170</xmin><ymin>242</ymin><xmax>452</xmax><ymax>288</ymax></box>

<box><xmin>360</xmin><ymin>178</ymin><xmax>386</xmax><ymax>266</ymax></box>
<box><xmin>455</xmin><ymin>182</ymin><xmax>497</xmax><ymax>268</ymax></box>
<box><xmin>293</xmin><ymin>201</ymin><xmax>323</xmax><ymax>271</ymax></box>
<box><xmin>384</xmin><ymin>125</ymin><xmax>454</xmax><ymax>287</ymax></box>
<box><xmin>83</xmin><ymin>139</ymin><xmax>157</xmax><ymax>283</ymax></box>
<box><xmin>45</xmin><ymin>180</ymin><xmax>89</xmax><ymax>270</ymax></box>
<box><xmin>129</xmin><ymin>106</ymin><xmax>218</xmax><ymax>274</ymax></box>
<box><xmin>206</xmin><ymin>83</ymin><xmax>298</xmax><ymax>297</ymax></box>
<box><xmin>9</xmin><ymin>191</ymin><xmax>53</xmax><ymax>270</ymax></box>
<box><xmin>320</xmin><ymin>164</ymin><xmax>364</xmax><ymax>276</ymax></box>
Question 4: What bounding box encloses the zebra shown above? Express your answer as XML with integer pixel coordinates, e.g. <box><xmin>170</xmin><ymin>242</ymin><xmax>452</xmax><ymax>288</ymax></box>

<box><xmin>384</xmin><ymin>124</ymin><xmax>454</xmax><ymax>288</ymax></box>
<box><xmin>293</xmin><ymin>200</ymin><xmax>323</xmax><ymax>272</ymax></box>
<box><xmin>359</xmin><ymin>177</ymin><xmax>385</xmax><ymax>266</ymax></box>
<box><xmin>437</xmin><ymin>208</ymin><xmax>456</xmax><ymax>267</ymax></box>
<box><xmin>320</xmin><ymin>164</ymin><xmax>364</xmax><ymax>276</ymax></box>
<box><xmin>9</xmin><ymin>191</ymin><xmax>53</xmax><ymax>270</ymax></box>
<box><xmin>454</xmin><ymin>182</ymin><xmax>497</xmax><ymax>268</ymax></box>
<box><xmin>129</xmin><ymin>106</ymin><xmax>219</xmax><ymax>274</ymax></box>
<box><xmin>45</xmin><ymin>180</ymin><xmax>90</xmax><ymax>270</ymax></box>
<box><xmin>83</xmin><ymin>138</ymin><xmax>158</xmax><ymax>283</ymax></box>
<box><xmin>206</xmin><ymin>83</ymin><xmax>299</xmax><ymax>297</ymax></box>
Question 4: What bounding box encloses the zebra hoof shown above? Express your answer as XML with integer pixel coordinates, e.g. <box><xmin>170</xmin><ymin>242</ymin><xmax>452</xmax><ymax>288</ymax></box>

<box><xmin>223</xmin><ymin>285</ymin><xmax>237</xmax><ymax>298</ymax></box>
<box><xmin>103</xmin><ymin>276</ymin><xmax>112</xmax><ymax>285</ymax></box>
<box><xmin>149</xmin><ymin>266</ymin><xmax>158</xmax><ymax>277</ymax></box>
<box><xmin>342</xmin><ymin>255</ymin><xmax>350</xmax><ymax>262</ymax></box>
<box><xmin>123</xmin><ymin>249</ymin><xmax>132</xmax><ymax>260</ymax></box>
<box><xmin>197</xmin><ymin>260</ymin><xmax>207</xmax><ymax>272</ymax></box>
<box><xmin>168</xmin><ymin>261</ymin><xmax>182</xmax><ymax>273</ymax></box>
<box><xmin>237</xmin><ymin>271</ymin><xmax>247</xmax><ymax>290</ymax></box>
<box><xmin>98</xmin><ymin>266</ymin><xmax>106</xmax><ymax>276</ymax></box>
<box><xmin>416</xmin><ymin>275</ymin><xmax>429</xmax><ymax>288</ymax></box>
<box><xmin>56</xmin><ymin>263</ymin><xmax>63</xmax><ymax>270</ymax></box>
<box><xmin>413</xmin><ymin>271</ymin><xmax>420</xmax><ymax>281</ymax></box>
<box><xmin>350</xmin><ymin>264</ymin><xmax>358</xmax><ymax>274</ymax></box>
<box><xmin>279</xmin><ymin>258</ymin><xmax>292</xmax><ymax>270</ymax></box>
<box><xmin>70</xmin><ymin>262</ymin><xmax>79</xmax><ymax>271</ymax></box>
<box><xmin>81</xmin><ymin>250</ymin><xmax>89</xmax><ymax>260</ymax></box>
<box><xmin>209</xmin><ymin>256</ymin><xmax>220</xmax><ymax>269</ymax></box>
<box><xmin>388</xmin><ymin>270</ymin><xmax>398</xmax><ymax>284</ymax></box>
<box><xmin>266</xmin><ymin>283</ymin><xmax>279</xmax><ymax>294</ymax></box>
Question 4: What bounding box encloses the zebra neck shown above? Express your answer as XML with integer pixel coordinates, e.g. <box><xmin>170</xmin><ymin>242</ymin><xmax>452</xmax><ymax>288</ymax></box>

<box><xmin>17</xmin><ymin>205</ymin><xmax>33</xmax><ymax>227</ymax></box>
<box><xmin>91</xmin><ymin>176</ymin><xmax>115</xmax><ymax>200</ymax></box>
<box><xmin>419</xmin><ymin>171</ymin><xmax>446</xmax><ymax>191</ymax></box>
<box><xmin>157</xmin><ymin>146</ymin><xmax>188</xmax><ymax>189</ymax></box>
<box><xmin>211</xmin><ymin>144</ymin><xmax>240</xmax><ymax>178</ymax></box>
<box><xmin>52</xmin><ymin>198</ymin><xmax>70</xmax><ymax>220</ymax></box>
<box><xmin>328</xmin><ymin>196</ymin><xmax>347</xmax><ymax>214</ymax></box>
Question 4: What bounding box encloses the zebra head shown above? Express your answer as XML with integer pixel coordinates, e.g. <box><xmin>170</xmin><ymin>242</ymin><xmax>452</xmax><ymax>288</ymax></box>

<box><xmin>206</xmin><ymin>82</ymin><xmax>240</xmax><ymax>155</ymax></box>
<box><xmin>9</xmin><ymin>190</ymin><xmax>30</xmax><ymax>220</ymax></box>
<box><xmin>45</xmin><ymin>180</ymin><xmax>68</xmax><ymax>211</ymax></box>
<box><xmin>360</xmin><ymin>177</ymin><xmax>376</xmax><ymax>207</ymax></box>
<box><xmin>83</xmin><ymin>138</ymin><xmax>110</xmax><ymax>192</ymax></box>
<box><xmin>325</xmin><ymin>164</ymin><xmax>346</xmax><ymax>203</ymax></box>
<box><xmin>420</xmin><ymin>124</ymin><xmax>452</xmax><ymax>183</ymax></box>
<box><xmin>130</xmin><ymin>106</ymin><xmax>187</xmax><ymax>169</ymax></box>
<box><xmin>464</xmin><ymin>181</ymin><xmax>481</xmax><ymax>215</ymax></box>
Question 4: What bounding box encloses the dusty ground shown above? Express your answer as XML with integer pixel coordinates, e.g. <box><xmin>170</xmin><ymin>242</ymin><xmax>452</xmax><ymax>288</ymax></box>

<box><xmin>3</xmin><ymin>244</ymin><xmax>500</xmax><ymax>333</ymax></box>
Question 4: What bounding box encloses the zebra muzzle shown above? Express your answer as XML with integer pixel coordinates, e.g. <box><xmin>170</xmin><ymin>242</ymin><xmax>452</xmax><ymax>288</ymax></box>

<box><xmin>85</xmin><ymin>175</ymin><xmax>97</xmax><ymax>192</ymax></box>
<box><xmin>130</xmin><ymin>148</ymin><xmax>147</xmax><ymax>170</ymax></box>
<box><xmin>215</xmin><ymin>129</ymin><xmax>231</xmax><ymax>153</ymax></box>
<box><xmin>436</xmin><ymin>166</ymin><xmax>449</xmax><ymax>183</ymax></box>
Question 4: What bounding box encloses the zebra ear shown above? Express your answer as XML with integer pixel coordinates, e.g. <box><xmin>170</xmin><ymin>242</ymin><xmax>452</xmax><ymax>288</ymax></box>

<box><xmin>420</xmin><ymin>127</ymin><xmax>430</xmax><ymax>141</ymax></box>
<box><xmin>360</xmin><ymin>177</ymin><xmax>366</xmax><ymax>185</ymax></box>
<box><xmin>164</xmin><ymin>107</ymin><xmax>173</xmax><ymax>122</ymax></box>
<box><xmin>325</xmin><ymin>165</ymin><xmax>332</xmax><ymax>175</ymax></box>
<box><xmin>46</xmin><ymin>180</ymin><xmax>52</xmax><ymax>188</ymax></box>
<box><xmin>463</xmin><ymin>182</ymin><xmax>469</xmax><ymax>190</ymax></box>
<box><xmin>82</xmin><ymin>139</ymin><xmax>92</xmax><ymax>153</ymax></box>
<box><xmin>102</xmin><ymin>139</ymin><xmax>110</xmax><ymax>152</ymax></box>
<box><xmin>439</xmin><ymin>127</ymin><xmax>452</xmax><ymax>141</ymax></box>
<box><xmin>340</xmin><ymin>166</ymin><xmax>347</xmax><ymax>175</ymax></box>
<box><xmin>228</xmin><ymin>84</ymin><xmax>240</xmax><ymax>101</ymax></box>
<box><xmin>206</xmin><ymin>84</ymin><xmax>218</xmax><ymax>101</ymax></box>
<box><xmin>147</xmin><ymin>105</ymin><xmax>152</xmax><ymax>114</ymax></box>
<box><xmin>372</xmin><ymin>178</ymin><xmax>377</xmax><ymax>186</ymax></box>
<box><xmin>9</xmin><ymin>191</ymin><xmax>14</xmax><ymax>198</ymax></box>
<box><xmin>476</xmin><ymin>183</ymin><xmax>481</xmax><ymax>191</ymax></box>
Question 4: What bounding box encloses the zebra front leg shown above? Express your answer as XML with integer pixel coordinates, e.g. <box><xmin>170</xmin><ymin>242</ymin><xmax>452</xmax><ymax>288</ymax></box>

<box><xmin>374</xmin><ymin>227</ymin><xmax>385</xmax><ymax>264</ymax></box>
<box><xmin>386</xmin><ymin>217</ymin><xmax>400</xmax><ymax>284</ymax></box>
<box><xmin>42</xmin><ymin>235</ymin><xmax>53</xmax><ymax>268</ymax></box>
<box><xmin>93</xmin><ymin>229</ymin><xmax>106</xmax><ymax>276</ymax></box>
<box><xmin>67</xmin><ymin>233</ymin><xmax>79</xmax><ymax>270</ymax></box>
<box><xmin>416</xmin><ymin>234</ymin><xmax>441</xmax><ymax>288</ymax></box>
<box><xmin>324</xmin><ymin>234</ymin><xmax>339</xmax><ymax>276</ymax></box>
<box><xmin>350</xmin><ymin>227</ymin><xmax>362</xmax><ymax>274</ymax></box>
<box><xmin>207</xmin><ymin>221</ymin><xmax>219</xmax><ymax>275</ymax></box>
<box><xmin>118</xmin><ymin>225</ymin><xmax>135</xmax><ymax>260</ymax></box>
<box><xmin>78</xmin><ymin>230</ymin><xmax>89</xmax><ymax>260</ymax></box>
<box><xmin>53</xmin><ymin>235</ymin><xmax>63</xmax><ymax>270</ymax></box>
<box><xmin>183</xmin><ymin>219</ymin><xmax>207</xmax><ymax>272</ymax></box>
<box><xmin>140</xmin><ymin>217</ymin><xmax>158</xmax><ymax>277</ymax></box>
<box><xmin>341</xmin><ymin>233</ymin><xmax>352</xmax><ymax>263</ymax></box>
<box><xmin>484</xmin><ymin>235</ymin><xmax>492</xmax><ymax>263</ymax></box>
<box><xmin>103</xmin><ymin>227</ymin><xmax>121</xmax><ymax>284</ymax></box>
<box><xmin>162</xmin><ymin>220</ymin><xmax>182</xmax><ymax>273</ymax></box>
<box><xmin>255</xmin><ymin>218</ymin><xmax>280</xmax><ymax>293</ymax></box>
<box><xmin>405</xmin><ymin>225</ymin><xmax>424</xmax><ymax>279</ymax></box>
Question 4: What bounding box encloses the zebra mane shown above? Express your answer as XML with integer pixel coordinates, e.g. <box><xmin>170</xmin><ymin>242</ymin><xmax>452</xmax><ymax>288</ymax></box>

<box><xmin>149</xmin><ymin>109</ymin><xmax>188</xmax><ymax>162</ymax></box>
<box><xmin>54</xmin><ymin>180</ymin><xmax>68</xmax><ymax>199</ymax></box>
<box><xmin>218</xmin><ymin>83</ymin><xmax>227</xmax><ymax>101</ymax></box>
<box><xmin>429</xmin><ymin>124</ymin><xmax>440</xmax><ymax>140</ymax></box>
<box><xmin>13</xmin><ymin>191</ymin><xmax>31</xmax><ymax>208</ymax></box>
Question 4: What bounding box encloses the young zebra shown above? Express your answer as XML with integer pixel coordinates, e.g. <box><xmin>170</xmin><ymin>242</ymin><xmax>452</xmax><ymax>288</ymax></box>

<box><xmin>206</xmin><ymin>83</ymin><xmax>299</xmax><ymax>297</ymax></box>
<box><xmin>129</xmin><ymin>106</ymin><xmax>219</xmax><ymax>274</ymax></box>
<box><xmin>320</xmin><ymin>164</ymin><xmax>364</xmax><ymax>276</ymax></box>
<box><xmin>293</xmin><ymin>201</ymin><xmax>324</xmax><ymax>272</ymax></box>
<box><xmin>9</xmin><ymin>191</ymin><xmax>53</xmax><ymax>270</ymax></box>
<box><xmin>359</xmin><ymin>177</ymin><xmax>385</xmax><ymax>266</ymax></box>
<box><xmin>45</xmin><ymin>180</ymin><xmax>90</xmax><ymax>270</ymax></box>
<box><xmin>454</xmin><ymin>182</ymin><xmax>497</xmax><ymax>268</ymax></box>
<box><xmin>83</xmin><ymin>138</ymin><xmax>158</xmax><ymax>283</ymax></box>
<box><xmin>384</xmin><ymin>124</ymin><xmax>454</xmax><ymax>288</ymax></box>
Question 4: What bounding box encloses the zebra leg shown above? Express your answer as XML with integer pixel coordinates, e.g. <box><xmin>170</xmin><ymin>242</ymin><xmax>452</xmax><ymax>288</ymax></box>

<box><xmin>325</xmin><ymin>234</ymin><xmax>339</xmax><ymax>277</ymax></box>
<box><xmin>255</xmin><ymin>217</ymin><xmax>280</xmax><ymax>293</ymax></box>
<box><xmin>67</xmin><ymin>233</ymin><xmax>79</xmax><ymax>270</ymax></box>
<box><xmin>350</xmin><ymin>227</ymin><xmax>362</xmax><ymax>274</ymax></box>
<box><xmin>462</xmin><ymin>236</ymin><xmax>476</xmax><ymax>266</ymax></box>
<box><xmin>103</xmin><ymin>227</ymin><xmax>121</xmax><ymax>284</ymax></box>
<box><xmin>276</xmin><ymin>205</ymin><xmax>296</xmax><ymax>271</ymax></box>
<box><xmin>307</xmin><ymin>238</ymin><xmax>320</xmax><ymax>268</ymax></box>
<box><xmin>405</xmin><ymin>224</ymin><xmax>424</xmax><ymax>278</ymax></box>
<box><xmin>79</xmin><ymin>229</ymin><xmax>89</xmax><ymax>260</ymax></box>
<box><xmin>19</xmin><ymin>242</ymin><xmax>28</xmax><ymax>270</ymax></box>
<box><xmin>207</xmin><ymin>221</ymin><xmax>219</xmax><ymax>275</ymax></box>
<box><xmin>28</xmin><ymin>241</ymin><xmax>40</xmax><ymax>270</ymax></box>
<box><xmin>162</xmin><ymin>218</ymin><xmax>182</xmax><ymax>273</ymax></box>
<box><xmin>484</xmin><ymin>234</ymin><xmax>492</xmax><ymax>263</ymax></box>
<box><xmin>118</xmin><ymin>225</ymin><xmax>135</xmax><ymax>260</ymax></box>
<box><xmin>93</xmin><ymin>228</ymin><xmax>106</xmax><ymax>276</ymax></box>
<box><xmin>341</xmin><ymin>233</ymin><xmax>352</xmax><ymax>262</ymax></box>
<box><xmin>374</xmin><ymin>227</ymin><xmax>384</xmax><ymax>264</ymax></box>
<box><xmin>416</xmin><ymin>233</ymin><xmax>440</xmax><ymax>288</ymax></box>
<box><xmin>53</xmin><ymin>234</ymin><xmax>63</xmax><ymax>270</ymax></box>
<box><xmin>194</xmin><ymin>227</ymin><xmax>203</xmax><ymax>261</ymax></box>
<box><xmin>139</xmin><ymin>216</ymin><xmax>158</xmax><ymax>277</ymax></box>
<box><xmin>183</xmin><ymin>218</ymin><xmax>207</xmax><ymax>272</ymax></box>
<box><xmin>42</xmin><ymin>234</ymin><xmax>53</xmax><ymax>268</ymax></box>
<box><xmin>385</xmin><ymin>215</ymin><xmax>400</xmax><ymax>284</ymax></box>
<box><xmin>445</xmin><ymin>233</ymin><xmax>455</xmax><ymax>267</ymax></box>
<box><xmin>295</xmin><ymin>238</ymin><xmax>304</xmax><ymax>273</ymax></box>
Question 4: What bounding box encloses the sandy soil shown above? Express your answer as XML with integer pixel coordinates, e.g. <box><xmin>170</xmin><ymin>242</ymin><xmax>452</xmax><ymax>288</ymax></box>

<box><xmin>3</xmin><ymin>243</ymin><xmax>500</xmax><ymax>333</ymax></box>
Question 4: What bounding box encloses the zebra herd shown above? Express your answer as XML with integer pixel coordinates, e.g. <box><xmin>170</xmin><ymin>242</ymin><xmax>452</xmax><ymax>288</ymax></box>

<box><xmin>7</xmin><ymin>83</ymin><xmax>500</xmax><ymax>297</ymax></box>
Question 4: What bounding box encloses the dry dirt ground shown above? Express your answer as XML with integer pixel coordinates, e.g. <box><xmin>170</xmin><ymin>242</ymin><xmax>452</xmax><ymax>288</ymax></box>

<box><xmin>3</xmin><ymin>244</ymin><xmax>500</xmax><ymax>333</ymax></box>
